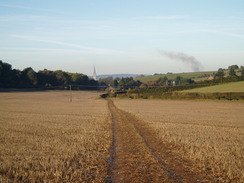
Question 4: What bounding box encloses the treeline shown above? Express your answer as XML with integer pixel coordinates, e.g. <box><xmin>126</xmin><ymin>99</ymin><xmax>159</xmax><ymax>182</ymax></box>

<box><xmin>129</xmin><ymin>74</ymin><xmax>244</xmax><ymax>98</ymax></box>
<box><xmin>99</xmin><ymin>76</ymin><xmax>142</xmax><ymax>89</ymax></box>
<box><xmin>144</xmin><ymin>76</ymin><xmax>194</xmax><ymax>87</ymax></box>
<box><xmin>0</xmin><ymin>60</ymin><xmax>98</xmax><ymax>88</ymax></box>
<box><xmin>142</xmin><ymin>65</ymin><xmax>244</xmax><ymax>88</ymax></box>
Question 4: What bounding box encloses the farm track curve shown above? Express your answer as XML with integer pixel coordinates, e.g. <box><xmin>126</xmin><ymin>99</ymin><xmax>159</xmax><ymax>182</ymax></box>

<box><xmin>106</xmin><ymin>99</ymin><xmax>206</xmax><ymax>183</ymax></box>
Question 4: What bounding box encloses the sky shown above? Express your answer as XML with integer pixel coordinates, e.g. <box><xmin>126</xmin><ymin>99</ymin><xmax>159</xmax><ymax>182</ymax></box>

<box><xmin>0</xmin><ymin>0</ymin><xmax>244</xmax><ymax>75</ymax></box>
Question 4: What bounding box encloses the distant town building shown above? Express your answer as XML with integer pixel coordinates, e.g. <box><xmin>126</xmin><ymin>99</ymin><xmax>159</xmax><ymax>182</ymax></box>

<box><xmin>93</xmin><ymin>65</ymin><xmax>97</xmax><ymax>80</ymax></box>
<box><xmin>207</xmin><ymin>75</ymin><xmax>214</xmax><ymax>81</ymax></box>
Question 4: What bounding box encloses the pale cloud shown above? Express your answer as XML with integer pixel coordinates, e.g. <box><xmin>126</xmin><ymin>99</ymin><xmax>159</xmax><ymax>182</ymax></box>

<box><xmin>132</xmin><ymin>15</ymin><xmax>189</xmax><ymax>20</ymax></box>
<box><xmin>0</xmin><ymin>47</ymin><xmax>81</xmax><ymax>53</ymax></box>
<box><xmin>10</xmin><ymin>35</ymin><xmax>125</xmax><ymax>55</ymax></box>
<box><xmin>202</xmin><ymin>30</ymin><xmax>244</xmax><ymax>38</ymax></box>
<box><xmin>0</xmin><ymin>4</ymin><xmax>55</xmax><ymax>13</ymax></box>
<box><xmin>0</xmin><ymin>15</ymin><xmax>47</xmax><ymax>22</ymax></box>
<box><xmin>0</xmin><ymin>47</ymin><xmax>110</xmax><ymax>56</ymax></box>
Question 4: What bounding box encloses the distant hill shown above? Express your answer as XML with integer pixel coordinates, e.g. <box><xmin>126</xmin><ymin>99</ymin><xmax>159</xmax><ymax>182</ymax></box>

<box><xmin>136</xmin><ymin>71</ymin><xmax>215</xmax><ymax>83</ymax></box>
<box><xmin>91</xmin><ymin>74</ymin><xmax>146</xmax><ymax>80</ymax></box>
<box><xmin>136</xmin><ymin>66</ymin><xmax>243</xmax><ymax>83</ymax></box>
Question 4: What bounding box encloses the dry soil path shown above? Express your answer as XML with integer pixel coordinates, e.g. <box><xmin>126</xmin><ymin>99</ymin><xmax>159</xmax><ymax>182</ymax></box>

<box><xmin>106</xmin><ymin>99</ymin><xmax>206</xmax><ymax>183</ymax></box>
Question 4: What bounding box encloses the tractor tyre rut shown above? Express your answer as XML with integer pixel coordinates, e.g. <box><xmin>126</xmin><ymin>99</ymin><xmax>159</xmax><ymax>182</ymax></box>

<box><xmin>106</xmin><ymin>99</ymin><xmax>205</xmax><ymax>183</ymax></box>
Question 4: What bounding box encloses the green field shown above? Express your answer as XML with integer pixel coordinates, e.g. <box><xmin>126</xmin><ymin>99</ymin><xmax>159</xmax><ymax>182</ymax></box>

<box><xmin>136</xmin><ymin>68</ymin><xmax>243</xmax><ymax>83</ymax></box>
<box><xmin>136</xmin><ymin>71</ymin><xmax>215</xmax><ymax>83</ymax></box>
<box><xmin>181</xmin><ymin>81</ymin><xmax>244</xmax><ymax>93</ymax></box>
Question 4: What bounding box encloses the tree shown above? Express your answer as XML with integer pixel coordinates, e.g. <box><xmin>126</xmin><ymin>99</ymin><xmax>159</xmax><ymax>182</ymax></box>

<box><xmin>186</xmin><ymin>78</ymin><xmax>195</xmax><ymax>84</ymax></box>
<box><xmin>19</xmin><ymin>67</ymin><xmax>38</xmax><ymax>87</ymax></box>
<box><xmin>156</xmin><ymin>76</ymin><xmax>168</xmax><ymax>86</ymax></box>
<box><xmin>98</xmin><ymin>77</ymin><xmax>114</xmax><ymax>86</ymax></box>
<box><xmin>37</xmin><ymin>69</ymin><xmax>57</xmax><ymax>86</ymax></box>
<box><xmin>0</xmin><ymin>61</ymin><xmax>4</xmax><ymax>78</ymax></box>
<box><xmin>54</xmin><ymin>70</ymin><xmax>70</xmax><ymax>85</ymax></box>
<box><xmin>0</xmin><ymin>60</ymin><xmax>100</xmax><ymax>89</ymax></box>
<box><xmin>113</xmin><ymin>79</ymin><xmax>119</xmax><ymax>87</ymax></box>
<box><xmin>229</xmin><ymin>67</ymin><xmax>236</xmax><ymax>76</ymax></box>
<box><xmin>163</xmin><ymin>76</ymin><xmax>168</xmax><ymax>81</ymax></box>
<box><xmin>71</xmin><ymin>73</ymin><xmax>82</xmax><ymax>85</ymax></box>
<box><xmin>0</xmin><ymin>61</ymin><xmax>14</xmax><ymax>87</ymax></box>
<box><xmin>11</xmin><ymin>69</ymin><xmax>21</xmax><ymax>87</ymax></box>
<box><xmin>175</xmin><ymin>76</ymin><xmax>183</xmax><ymax>85</ymax></box>
<box><xmin>89</xmin><ymin>79</ymin><xmax>98</xmax><ymax>86</ymax></box>
<box><xmin>118</xmin><ymin>78</ymin><xmax>126</xmax><ymax>89</ymax></box>
<box><xmin>228</xmin><ymin>65</ymin><xmax>239</xmax><ymax>70</ymax></box>
<box><xmin>128</xmin><ymin>80</ymin><xmax>142</xmax><ymax>88</ymax></box>
<box><xmin>241</xmin><ymin>67</ymin><xmax>244</xmax><ymax>76</ymax></box>
<box><xmin>156</xmin><ymin>77</ymin><xmax>164</xmax><ymax>86</ymax></box>
<box><xmin>27</xmin><ymin>69</ymin><xmax>38</xmax><ymax>85</ymax></box>
<box><xmin>216</xmin><ymin>68</ymin><xmax>225</xmax><ymax>78</ymax></box>
<box><xmin>117</xmin><ymin>77</ymin><xmax>139</xmax><ymax>89</ymax></box>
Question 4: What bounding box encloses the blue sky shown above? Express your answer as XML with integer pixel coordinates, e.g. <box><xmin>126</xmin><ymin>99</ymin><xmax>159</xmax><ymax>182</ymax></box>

<box><xmin>0</xmin><ymin>0</ymin><xmax>244</xmax><ymax>75</ymax></box>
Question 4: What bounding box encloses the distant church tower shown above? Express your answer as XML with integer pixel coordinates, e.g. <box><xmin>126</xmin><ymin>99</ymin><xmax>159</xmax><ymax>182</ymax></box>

<box><xmin>93</xmin><ymin>65</ymin><xmax>97</xmax><ymax>80</ymax></box>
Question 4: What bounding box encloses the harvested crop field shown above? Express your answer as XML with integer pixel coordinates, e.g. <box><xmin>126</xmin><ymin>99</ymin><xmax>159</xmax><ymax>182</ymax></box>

<box><xmin>0</xmin><ymin>91</ymin><xmax>244</xmax><ymax>182</ymax></box>
<box><xmin>113</xmin><ymin>99</ymin><xmax>244</xmax><ymax>182</ymax></box>
<box><xmin>0</xmin><ymin>91</ymin><xmax>111</xmax><ymax>182</ymax></box>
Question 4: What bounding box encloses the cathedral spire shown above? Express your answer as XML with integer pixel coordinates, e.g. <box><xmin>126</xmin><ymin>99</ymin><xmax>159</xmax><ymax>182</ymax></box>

<box><xmin>93</xmin><ymin>65</ymin><xmax>97</xmax><ymax>80</ymax></box>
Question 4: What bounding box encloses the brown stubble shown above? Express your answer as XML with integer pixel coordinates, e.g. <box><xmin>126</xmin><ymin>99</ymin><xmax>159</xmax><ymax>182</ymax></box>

<box><xmin>1</xmin><ymin>91</ymin><xmax>243</xmax><ymax>182</ymax></box>
<box><xmin>113</xmin><ymin>99</ymin><xmax>244</xmax><ymax>182</ymax></box>
<box><xmin>0</xmin><ymin>91</ymin><xmax>111</xmax><ymax>182</ymax></box>
<box><xmin>107</xmin><ymin>99</ymin><xmax>171</xmax><ymax>183</ymax></box>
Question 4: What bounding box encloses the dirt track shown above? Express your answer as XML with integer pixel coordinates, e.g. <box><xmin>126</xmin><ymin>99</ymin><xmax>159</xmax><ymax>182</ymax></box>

<box><xmin>107</xmin><ymin>99</ymin><xmax>206</xmax><ymax>183</ymax></box>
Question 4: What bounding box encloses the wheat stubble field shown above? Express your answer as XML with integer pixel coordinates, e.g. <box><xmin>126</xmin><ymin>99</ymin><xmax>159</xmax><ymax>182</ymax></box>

<box><xmin>0</xmin><ymin>91</ymin><xmax>244</xmax><ymax>182</ymax></box>
<box><xmin>0</xmin><ymin>91</ymin><xmax>111</xmax><ymax>182</ymax></box>
<box><xmin>113</xmin><ymin>99</ymin><xmax>244</xmax><ymax>182</ymax></box>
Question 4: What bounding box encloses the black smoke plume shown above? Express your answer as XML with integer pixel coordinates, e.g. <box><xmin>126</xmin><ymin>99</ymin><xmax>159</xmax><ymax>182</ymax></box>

<box><xmin>160</xmin><ymin>51</ymin><xmax>203</xmax><ymax>72</ymax></box>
